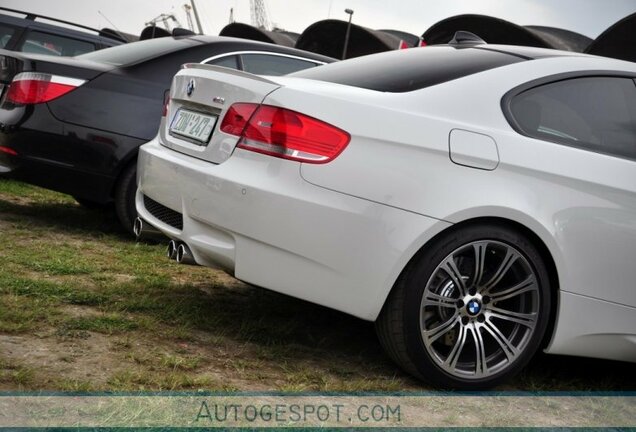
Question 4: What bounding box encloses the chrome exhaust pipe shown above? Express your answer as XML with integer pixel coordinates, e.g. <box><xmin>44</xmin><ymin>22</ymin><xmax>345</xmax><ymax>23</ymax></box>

<box><xmin>176</xmin><ymin>243</ymin><xmax>197</xmax><ymax>265</ymax></box>
<box><xmin>166</xmin><ymin>240</ymin><xmax>178</xmax><ymax>260</ymax></box>
<box><xmin>133</xmin><ymin>217</ymin><xmax>166</xmax><ymax>242</ymax></box>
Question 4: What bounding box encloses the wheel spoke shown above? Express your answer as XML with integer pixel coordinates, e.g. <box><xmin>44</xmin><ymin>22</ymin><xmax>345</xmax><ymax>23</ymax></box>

<box><xmin>443</xmin><ymin>322</ymin><xmax>467</xmax><ymax>371</ymax></box>
<box><xmin>489</xmin><ymin>276</ymin><xmax>537</xmax><ymax>302</ymax></box>
<box><xmin>422</xmin><ymin>291</ymin><xmax>458</xmax><ymax>309</ymax></box>
<box><xmin>422</xmin><ymin>313</ymin><xmax>459</xmax><ymax>344</ymax></box>
<box><xmin>471</xmin><ymin>242</ymin><xmax>488</xmax><ymax>288</ymax></box>
<box><xmin>482</xmin><ymin>320</ymin><xmax>520</xmax><ymax>360</ymax></box>
<box><xmin>440</xmin><ymin>256</ymin><xmax>468</xmax><ymax>297</ymax></box>
<box><xmin>488</xmin><ymin>306</ymin><xmax>537</xmax><ymax>328</ymax></box>
<box><xmin>483</xmin><ymin>248</ymin><xmax>519</xmax><ymax>291</ymax></box>
<box><xmin>468</xmin><ymin>325</ymin><xmax>488</xmax><ymax>377</ymax></box>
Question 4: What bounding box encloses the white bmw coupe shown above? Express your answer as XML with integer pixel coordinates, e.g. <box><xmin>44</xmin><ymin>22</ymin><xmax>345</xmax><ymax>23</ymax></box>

<box><xmin>136</xmin><ymin>37</ymin><xmax>636</xmax><ymax>389</ymax></box>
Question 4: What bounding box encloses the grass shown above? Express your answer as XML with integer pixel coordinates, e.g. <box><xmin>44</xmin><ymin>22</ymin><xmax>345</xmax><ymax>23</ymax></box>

<box><xmin>0</xmin><ymin>177</ymin><xmax>634</xmax><ymax>393</ymax></box>
<box><xmin>0</xmin><ymin>357</ymin><xmax>35</xmax><ymax>389</ymax></box>
<box><xmin>58</xmin><ymin>314</ymin><xmax>140</xmax><ymax>335</ymax></box>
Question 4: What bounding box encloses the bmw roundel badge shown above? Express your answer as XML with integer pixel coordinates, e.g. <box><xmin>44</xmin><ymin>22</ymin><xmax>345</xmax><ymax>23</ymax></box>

<box><xmin>467</xmin><ymin>299</ymin><xmax>482</xmax><ymax>315</ymax></box>
<box><xmin>186</xmin><ymin>79</ymin><xmax>195</xmax><ymax>97</ymax></box>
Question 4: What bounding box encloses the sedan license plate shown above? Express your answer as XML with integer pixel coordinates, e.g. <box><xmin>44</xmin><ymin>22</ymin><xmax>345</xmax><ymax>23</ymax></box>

<box><xmin>169</xmin><ymin>109</ymin><xmax>217</xmax><ymax>144</ymax></box>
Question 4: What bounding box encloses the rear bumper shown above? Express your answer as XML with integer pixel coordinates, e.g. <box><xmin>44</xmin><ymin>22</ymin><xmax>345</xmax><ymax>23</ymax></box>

<box><xmin>0</xmin><ymin>104</ymin><xmax>144</xmax><ymax>202</ymax></box>
<box><xmin>137</xmin><ymin>138</ymin><xmax>451</xmax><ymax>321</ymax></box>
<box><xmin>0</xmin><ymin>146</ymin><xmax>115</xmax><ymax>202</ymax></box>
<box><xmin>0</xmin><ymin>153</ymin><xmax>14</xmax><ymax>174</ymax></box>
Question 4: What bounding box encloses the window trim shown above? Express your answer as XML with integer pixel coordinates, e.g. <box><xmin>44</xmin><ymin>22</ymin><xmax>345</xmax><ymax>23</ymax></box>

<box><xmin>204</xmin><ymin>53</ymin><xmax>241</xmax><ymax>70</ymax></box>
<box><xmin>501</xmin><ymin>70</ymin><xmax>636</xmax><ymax>162</ymax></box>
<box><xmin>200</xmin><ymin>50</ymin><xmax>326</xmax><ymax>68</ymax></box>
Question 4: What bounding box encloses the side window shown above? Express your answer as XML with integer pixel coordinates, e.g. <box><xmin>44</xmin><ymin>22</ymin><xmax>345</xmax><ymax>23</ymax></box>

<box><xmin>241</xmin><ymin>53</ymin><xmax>319</xmax><ymax>76</ymax></box>
<box><xmin>510</xmin><ymin>77</ymin><xmax>636</xmax><ymax>161</ymax></box>
<box><xmin>19</xmin><ymin>30</ymin><xmax>96</xmax><ymax>56</ymax></box>
<box><xmin>205</xmin><ymin>55</ymin><xmax>239</xmax><ymax>70</ymax></box>
<box><xmin>0</xmin><ymin>24</ymin><xmax>16</xmax><ymax>48</ymax></box>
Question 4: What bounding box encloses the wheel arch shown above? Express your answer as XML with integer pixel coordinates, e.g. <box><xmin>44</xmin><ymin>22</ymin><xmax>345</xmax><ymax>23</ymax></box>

<box><xmin>110</xmin><ymin>150</ymin><xmax>139</xmax><ymax>198</ymax></box>
<box><xmin>377</xmin><ymin>215</ymin><xmax>561</xmax><ymax>349</ymax></box>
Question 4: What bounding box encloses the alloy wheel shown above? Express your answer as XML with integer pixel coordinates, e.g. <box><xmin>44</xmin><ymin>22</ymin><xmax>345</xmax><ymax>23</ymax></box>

<box><xmin>419</xmin><ymin>240</ymin><xmax>540</xmax><ymax>379</ymax></box>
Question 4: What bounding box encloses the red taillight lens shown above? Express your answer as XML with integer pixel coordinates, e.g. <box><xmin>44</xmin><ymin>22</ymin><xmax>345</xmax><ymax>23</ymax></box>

<box><xmin>6</xmin><ymin>72</ymin><xmax>86</xmax><ymax>105</ymax></box>
<box><xmin>0</xmin><ymin>146</ymin><xmax>17</xmax><ymax>156</ymax></box>
<box><xmin>220</xmin><ymin>103</ymin><xmax>258</xmax><ymax>136</ymax></box>
<box><xmin>221</xmin><ymin>103</ymin><xmax>350</xmax><ymax>164</ymax></box>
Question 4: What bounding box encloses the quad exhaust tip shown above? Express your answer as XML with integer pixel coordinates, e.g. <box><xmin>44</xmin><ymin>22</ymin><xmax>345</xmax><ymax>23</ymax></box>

<box><xmin>135</xmin><ymin>218</ymin><xmax>197</xmax><ymax>265</ymax></box>
<box><xmin>176</xmin><ymin>243</ymin><xmax>197</xmax><ymax>265</ymax></box>
<box><xmin>166</xmin><ymin>239</ymin><xmax>198</xmax><ymax>266</ymax></box>
<box><xmin>134</xmin><ymin>217</ymin><xmax>165</xmax><ymax>242</ymax></box>
<box><xmin>167</xmin><ymin>240</ymin><xmax>178</xmax><ymax>260</ymax></box>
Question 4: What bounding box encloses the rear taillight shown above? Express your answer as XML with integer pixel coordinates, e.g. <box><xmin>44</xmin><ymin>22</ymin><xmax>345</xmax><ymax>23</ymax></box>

<box><xmin>0</xmin><ymin>146</ymin><xmax>17</xmax><ymax>156</ymax></box>
<box><xmin>6</xmin><ymin>72</ymin><xmax>86</xmax><ymax>105</ymax></box>
<box><xmin>220</xmin><ymin>103</ymin><xmax>350</xmax><ymax>164</ymax></box>
<box><xmin>220</xmin><ymin>103</ymin><xmax>258</xmax><ymax>136</ymax></box>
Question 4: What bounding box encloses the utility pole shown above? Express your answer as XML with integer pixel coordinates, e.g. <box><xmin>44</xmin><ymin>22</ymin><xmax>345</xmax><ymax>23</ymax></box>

<box><xmin>342</xmin><ymin>8</ymin><xmax>354</xmax><ymax>59</ymax></box>
<box><xmin>190</xmin><ymin>0</ymin><xmax>204</xmax><ymax>34</ymax></box>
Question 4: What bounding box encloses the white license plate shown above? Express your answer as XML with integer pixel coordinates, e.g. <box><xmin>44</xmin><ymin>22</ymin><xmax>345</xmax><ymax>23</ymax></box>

<box><xmin>169</xmin><ymin>109</ymin><xmax>217</xmax><ymax>143</ymax></box>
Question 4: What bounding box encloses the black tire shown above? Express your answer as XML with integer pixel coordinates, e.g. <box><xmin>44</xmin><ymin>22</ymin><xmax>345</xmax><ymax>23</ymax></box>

<box><xmin>114</xmin><ymin>161</ymin><xmax>138</xmax><ymax>235</ymax></box>
<box><xmin>376</xmin><ymin>222</ymin><xmax>551</xmax><ymax>389</ymax></box>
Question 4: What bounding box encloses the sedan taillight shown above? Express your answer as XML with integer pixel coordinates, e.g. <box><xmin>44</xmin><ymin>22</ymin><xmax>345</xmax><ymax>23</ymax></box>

<box><xmin>220</xmin><ymin>103</ymin><xmax>350</xmax><ymax>164</ymax></box>
<box><xmin>6</xmin><ymin>72</ymin><xmax>86</xmax><ymax>105</ymax></box>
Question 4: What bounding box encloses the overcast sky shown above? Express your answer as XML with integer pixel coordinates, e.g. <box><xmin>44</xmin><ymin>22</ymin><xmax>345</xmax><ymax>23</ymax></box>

<box><xmin>5</xmin><ymin>0</ymin><xmax>636</xmax><ymax>39</ymax></box>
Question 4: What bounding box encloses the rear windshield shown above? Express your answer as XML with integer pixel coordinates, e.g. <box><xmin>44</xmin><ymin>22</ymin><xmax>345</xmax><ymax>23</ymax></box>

<box><xmin>291</xmin><ymin>46</ymin><xmax>525</xmax><ymax>92</ymax></box>
<box><xmin>76</xmin><ymin>37</ymin><xmax>199</xmax><ymax>66</ymax></box>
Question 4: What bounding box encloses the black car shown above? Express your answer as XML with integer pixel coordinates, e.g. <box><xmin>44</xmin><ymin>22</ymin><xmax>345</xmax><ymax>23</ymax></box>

<box><xmin>0</xmin><ymin>7</ymin><xmax>127</xmax><ymax>56</ymax></box>
<box><xmin>0</xmin><ymin>35</ymin><xmax>334</xmax><ymax>232</ymax></box>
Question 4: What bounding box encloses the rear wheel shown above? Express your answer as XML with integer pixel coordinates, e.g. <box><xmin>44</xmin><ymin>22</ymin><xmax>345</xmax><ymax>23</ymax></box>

<box><xmin>376</xmin><ymin>223</ymin><xmax>551</xmax><ymax>389</ymax></box>
<box><xmin>114</xmin><ymin>161</ymin><xmax>138</xmax><ymax>235</ymax></box>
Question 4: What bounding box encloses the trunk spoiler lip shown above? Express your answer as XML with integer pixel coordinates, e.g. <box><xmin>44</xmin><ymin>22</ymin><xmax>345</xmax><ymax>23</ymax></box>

<box><xmin>179</xmin><ymin>63</ymin><xmax>280</xmax><ymax>86</ymax></box>
<box><xmin>0</xmin><ymin>48</ymin><xmax>116</xmax><ymax>74</ymax></box>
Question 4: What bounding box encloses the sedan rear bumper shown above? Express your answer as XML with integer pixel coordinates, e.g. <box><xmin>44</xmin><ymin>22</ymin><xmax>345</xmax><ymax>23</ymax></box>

<box><xmin>136</xmin><ymin>138</ymin><xmax>451</xmax><ymax>321</ymax></box>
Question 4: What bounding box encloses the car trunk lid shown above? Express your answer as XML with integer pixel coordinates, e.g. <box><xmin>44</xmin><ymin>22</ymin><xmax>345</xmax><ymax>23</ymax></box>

<box><xmin>0</xmin><ymin>50</ymin><xmax>113</xmax><ymax>103</ymax></box>
<box><xmin>160</xmin><ymin>64</ymin><xmax>281</xmax><ymax>165</ymax></box>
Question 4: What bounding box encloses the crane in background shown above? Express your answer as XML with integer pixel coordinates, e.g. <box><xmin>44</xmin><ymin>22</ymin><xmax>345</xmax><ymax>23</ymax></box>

<box><xmin>145</xmin><ymin>0</ymin><xmax>202</xmax><ymax>34</ymax></box>
<box><xmin>183</xmin><ymin>4</ymin><xmax>194</xmax><ymax>31</ymax></box>
<box><xmin>145</xmin><ymin>13</ymin><xmax>180</xmax><ymax>31</ymax></box>
<box><xmin>250</xmin><ymin>0</ymin><xmax>271</xmax><ymax>30</ymax></box>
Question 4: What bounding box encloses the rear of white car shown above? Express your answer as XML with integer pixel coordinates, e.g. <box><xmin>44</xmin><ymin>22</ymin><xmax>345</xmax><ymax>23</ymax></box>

<box><xmin>136</xmin><ymin>64</ymin><xmax>451</xmax><ymax>320</ymax></box>
<box><xmin>137</xmin><ymin>45</ymin><xmax>636</xmax><ymax>389</ymax></box>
